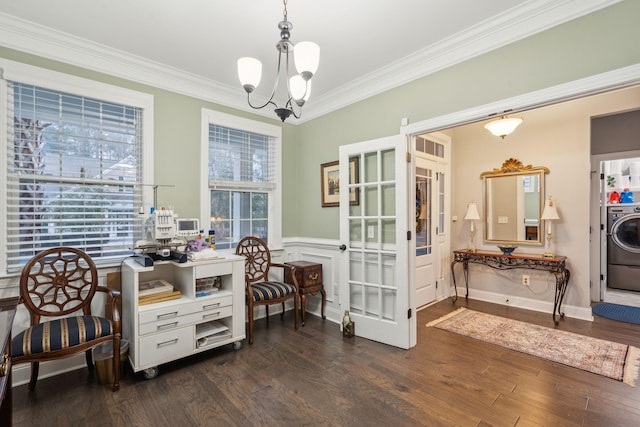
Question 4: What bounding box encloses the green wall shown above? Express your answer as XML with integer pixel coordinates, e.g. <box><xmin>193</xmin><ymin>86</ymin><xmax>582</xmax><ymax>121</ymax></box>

<box><xmin>1</xmin><ymin>1</ymin><xmax>639</xmax><ymax>243</ymax></box>
<box><xmin>0</xmin><ymin>46</ymin><xmax>298</xmax><ymax>225</ymax></box>
<box><xmin>293</xmin><ymin>0</ymin><xmax>640</xmax><ymax>239</ymax></box>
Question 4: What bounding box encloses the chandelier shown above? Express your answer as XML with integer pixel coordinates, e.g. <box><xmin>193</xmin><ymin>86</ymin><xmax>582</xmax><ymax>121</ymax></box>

<box><xmin>237</xmin><ymin>0</ymin><xmax>320</xmax><ymax>122</ymax></box>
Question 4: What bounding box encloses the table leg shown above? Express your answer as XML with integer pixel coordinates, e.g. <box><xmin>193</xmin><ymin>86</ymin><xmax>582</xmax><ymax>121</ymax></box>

<box><xmin>450</xmin><ymin>261</ymin><xmax>459</xmax><ymax>303</ymax></box>
<box><xmin>300</xmin><ymin>293</ymin><xmax>307</xmax><ymax>326</ymax></box>
<box><xmin>320</xmin><ymin>288</ymin><xmax>326</xmax><ymax>319</ymax></box>
<box><xmin>552</xmin><ymin>269</ymin><xmax>571</xmax><ymax>325</ymax></box>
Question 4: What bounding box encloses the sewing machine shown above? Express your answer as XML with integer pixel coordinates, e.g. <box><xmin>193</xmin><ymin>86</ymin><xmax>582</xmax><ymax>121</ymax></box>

<box><xmin>135</xmin><ymin>208</ymin><xmax>199</xmax><ymax>263</ymax></box>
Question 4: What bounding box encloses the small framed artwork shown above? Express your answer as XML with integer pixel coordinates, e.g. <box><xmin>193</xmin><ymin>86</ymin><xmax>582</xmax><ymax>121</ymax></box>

<box><xmin>321</xmin><ymin>158</ymin><xmax>359</xmax><ymax>207</ymax></box>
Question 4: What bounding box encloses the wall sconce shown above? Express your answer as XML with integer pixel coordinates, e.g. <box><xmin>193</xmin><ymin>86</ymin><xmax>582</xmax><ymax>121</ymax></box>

<box><xmin>464</xmin><ymin>201</ymin><xmax>481</xmax><ymax>252</ymax></box>
<box><xmin>484</xmin><ymin>116</ymin><xmax>523</xmax><ymax>139</ymax></box>
<box><xmin>540</xmin><ymin>196</ymin><xmax>560</xmax><ymax>258</ymax></box>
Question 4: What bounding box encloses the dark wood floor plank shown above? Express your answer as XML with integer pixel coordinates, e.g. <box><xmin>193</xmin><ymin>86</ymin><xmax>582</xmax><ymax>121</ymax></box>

<box><xmin>11</xmin><ymin>298</ymin><xmax>640</xmax><ymax>426</ymax></box>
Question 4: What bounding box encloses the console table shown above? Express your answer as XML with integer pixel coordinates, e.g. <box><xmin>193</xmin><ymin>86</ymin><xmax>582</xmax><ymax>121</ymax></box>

<box><xmin>451</xmin><ymin>250</ymin><xmax>570</xmax><ymax>325</ymax></box>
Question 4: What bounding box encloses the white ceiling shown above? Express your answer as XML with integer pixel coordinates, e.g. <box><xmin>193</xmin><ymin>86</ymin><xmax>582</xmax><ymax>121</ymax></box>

<box><xmin>0</xmin><ymin>0</ymin><xmax>622</xmax><ymax>122</ymax></box>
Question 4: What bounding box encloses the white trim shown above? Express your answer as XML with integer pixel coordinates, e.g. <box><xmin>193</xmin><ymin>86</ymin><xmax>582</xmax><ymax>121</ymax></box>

<box><xmin>0</xmin><ymin>59</ymin><xmax>155</xmax><ymax>276</ymax></box>
<box><xmin>0</xmin><ymin>0</ymin><xmax>622</xmax><ymax>124</ymax></box>
<box><xmin>200</xmin><ymin>109</ymin><xmax>283</xmax><ymax>247</ymax></box>
<box><xmin>306</xmin><ymin>0</ymin><xmax>624</xmax><ymax>122</ymax></box>
<box><xmin>402</xmin><ymin>64</ymin><xmax>640</xmax><ymax>136</ymax></box>
<box><xmin>464</xmin><ymin>287</ymin><xmax>594</xmax><ymax>322</ymax></box>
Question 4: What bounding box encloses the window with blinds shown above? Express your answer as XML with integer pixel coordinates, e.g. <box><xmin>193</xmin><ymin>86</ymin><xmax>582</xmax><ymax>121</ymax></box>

<box><xmin>207</xmin><ymin>124</ymin><xmax>275</xmax><ymax>249</ymax></box>
<box><xmin>6</xmin><ymin>82</ymin><xmax>143</xmax><ymax>271</ymax></box>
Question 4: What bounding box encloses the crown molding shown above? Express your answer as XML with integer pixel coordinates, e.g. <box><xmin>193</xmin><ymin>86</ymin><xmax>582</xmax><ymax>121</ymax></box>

<box><xmin>0</xmin><ymin>0</ymin><xmax>622</xmax><ymax>125</ymax></box>
<box><xmin>301</xmin><ymin>0</ymin><xmax>623</xmax><ymax>122</ymax></box>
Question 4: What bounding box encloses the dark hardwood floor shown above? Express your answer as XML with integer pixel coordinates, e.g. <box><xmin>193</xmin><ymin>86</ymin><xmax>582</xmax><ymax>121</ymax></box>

<box><xmin>12</xmin><ymin>298</ymin><xmax>640</xmax><ymax>426</ymax></box>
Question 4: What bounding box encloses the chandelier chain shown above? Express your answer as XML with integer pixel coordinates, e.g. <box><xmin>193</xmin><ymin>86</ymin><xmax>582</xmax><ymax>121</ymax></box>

<box><xmin>283</xmin><ymin>0</ymin><xmax>288</xmax><ymax>21</ymax></box>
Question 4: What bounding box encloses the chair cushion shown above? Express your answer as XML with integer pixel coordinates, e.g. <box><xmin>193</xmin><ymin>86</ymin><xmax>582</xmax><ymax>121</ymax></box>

<box><xmin>250</xmin><ymin>281</ymin><xmax>296</xmax><ymax>302</ymax></box>
<box><xmin>12</xmin><ymin>315</ymin><xmax>113</xmax><ymax>358</ymax></box>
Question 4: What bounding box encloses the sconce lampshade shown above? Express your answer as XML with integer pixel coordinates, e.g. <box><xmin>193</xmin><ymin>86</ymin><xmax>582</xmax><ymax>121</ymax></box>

<box><xmin>484</xmin><ymin>116</ymin><xmax>523</xmax><ymax>139</ymax></box>
<box><xmin>464</xmin><ymin>202</ymin><xmax>481</xmax><ymax>221</ymax></box>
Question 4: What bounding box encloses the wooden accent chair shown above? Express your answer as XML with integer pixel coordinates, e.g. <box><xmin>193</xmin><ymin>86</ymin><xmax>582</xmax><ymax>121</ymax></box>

<box><xmin>11</xmin><ymin>247</ymin><xmax>122</xmax><ymax>391</ymax></box>
<box><xmin>236</xmin><ymin>236</ymin><xmax>299</xmax><ymax>344</ymax></box>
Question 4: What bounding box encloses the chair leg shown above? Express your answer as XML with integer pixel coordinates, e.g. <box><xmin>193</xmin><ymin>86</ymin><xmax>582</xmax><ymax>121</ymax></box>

<box><xmin>28</xmin><ymin>362</ymin><xmax>40</xmax><ymax>391</ymax></box>
<box><xmin>248</xmin><ymin>302</ymin><xmax>254</xmax><ymax>345</ymax></box>
<box><xmin>85</xmin><ymin>349</ymin><xmax>94</xmax><ymax>372</ymax></box>
<box><xmin>265</xmin><ymin>305</ymin><xmax>269</xmax><ymax>323</ymax></box>
<box><xmin>281</xmin><ymin>302</ymin><xmax>285</xmax><ymax>318</ymax></box>
<box><xmin>112</xmin><ymin>335</ymin><xmax>121</xmax><ymax>392</ymax></box>
<box><xmin>293</xmin><ymin>295</ymin><xmax>299</xmax><ymax>330</ymax></box>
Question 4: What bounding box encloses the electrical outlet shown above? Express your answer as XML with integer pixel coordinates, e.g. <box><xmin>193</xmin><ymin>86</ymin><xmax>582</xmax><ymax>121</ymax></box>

<box><xmin>522</xmin><ymin>275</ymin><xmax>530</xmax><ymax>286</ymax></box>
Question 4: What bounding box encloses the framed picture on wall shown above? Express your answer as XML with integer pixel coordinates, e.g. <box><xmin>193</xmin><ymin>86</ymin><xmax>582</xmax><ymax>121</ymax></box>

<box><xmin>321</xmin><ymin>158</ymin><xmax>359</xmax><ymax>207</ymax></box>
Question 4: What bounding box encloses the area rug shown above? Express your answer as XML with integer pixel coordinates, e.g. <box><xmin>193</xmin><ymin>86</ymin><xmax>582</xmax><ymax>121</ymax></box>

<box><xmin>427</xmin><ymin>307</ymin><xmax>640</xmax><ymax>386</ymax></box>
<box><xmin>592</xmin><ymin>303</ymin><xmax>640</xmax><ymax>325</ymax></box>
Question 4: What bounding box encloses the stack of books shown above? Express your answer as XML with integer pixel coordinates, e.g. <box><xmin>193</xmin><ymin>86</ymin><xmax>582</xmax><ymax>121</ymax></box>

<box><xmin>138</xmin><ymin>279</ymin><xmax>181</xmax><ymax>305</ymax></box>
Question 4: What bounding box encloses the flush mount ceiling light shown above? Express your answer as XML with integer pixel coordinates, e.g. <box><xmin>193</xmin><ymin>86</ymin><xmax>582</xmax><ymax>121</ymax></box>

<box><xmin>484</xmin><ymin>116</ymin><xmax>523</xmax><ymax>139</ymax></box>
<box><xmin>237</xmin><ymin>0</ymin><xmax>320</xmax><ymax>122</ymax></box>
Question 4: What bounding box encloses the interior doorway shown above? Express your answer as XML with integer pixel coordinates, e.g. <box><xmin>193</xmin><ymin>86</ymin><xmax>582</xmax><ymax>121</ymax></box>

<box><xmin>401</xmin><ymin>68</ymin><xmax>640</xmax><ymax>321</ymax></box>
<box><xmin>412</xmin><ymin>133</ymin><xmax>451</xmax><ymax>309</ymax></box>
<box><xmin>594</xmin><ymin>155</ymin><xmax>640</xmax><ymax>307</ymax></box>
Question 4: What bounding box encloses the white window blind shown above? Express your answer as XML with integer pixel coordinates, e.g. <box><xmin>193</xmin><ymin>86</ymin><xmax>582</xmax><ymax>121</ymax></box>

<box><xmin>207</xmin><ymin>124</ymin><xmax>275</xmax><ymax>248</ymax></box>
<box><xmin>6</xmin><ymin>82</ymin><xmax>143</xmax><ymax>271</ymax></box>
<box><xmin>208</xmin><ymin>124</ymin><xmax>275</xmax><ymax>188</ymax></box>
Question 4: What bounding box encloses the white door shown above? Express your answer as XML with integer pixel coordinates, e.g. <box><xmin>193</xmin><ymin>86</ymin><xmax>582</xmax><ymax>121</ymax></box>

<box><xmin>339</xmin><ymin>135</ymin><xmax>413</xmax><ymax>349</ymax></box>
<box><xmin>415</xmin><ymin>157</ymin><xmax>437</xmax><ymax>307</ymax></box>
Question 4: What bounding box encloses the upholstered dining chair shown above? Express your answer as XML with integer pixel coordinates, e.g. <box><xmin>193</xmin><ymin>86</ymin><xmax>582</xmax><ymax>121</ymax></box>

<box><xmin>11</xmin><ymin>247</ymin><xmax>122</xmax><ymax>391</ymax></box>
<box><xmin>235</xmin><ymin>236</ymin><xmax>299</xmax><ymax>344</ymax></box>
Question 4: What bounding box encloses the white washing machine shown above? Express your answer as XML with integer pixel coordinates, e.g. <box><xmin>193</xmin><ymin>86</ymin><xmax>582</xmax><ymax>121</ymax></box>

<box><xmin>607</xmin><ymin>205</ymin><xmax>640</xmax><ymax>291</ymax></box>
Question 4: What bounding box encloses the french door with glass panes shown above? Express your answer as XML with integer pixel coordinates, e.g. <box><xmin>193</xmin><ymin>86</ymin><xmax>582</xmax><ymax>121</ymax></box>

<box><xmin>338</xmin><ymin>135</ymin><xmax>412</xmax><ymax>349</ymax></box>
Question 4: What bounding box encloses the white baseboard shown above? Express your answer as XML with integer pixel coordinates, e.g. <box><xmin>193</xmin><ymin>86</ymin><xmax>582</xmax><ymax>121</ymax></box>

<box><xmin>460</xmin><ymin>287</ymin><xmax>594</xmax><ymax>322</ymax></box>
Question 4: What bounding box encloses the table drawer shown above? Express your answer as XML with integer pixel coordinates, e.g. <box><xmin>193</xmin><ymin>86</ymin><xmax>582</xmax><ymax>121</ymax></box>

<box><xmin>300</xmin><ymin>266</ymin><xmax>322</xmax><ymax>286</ymax></box>
<box><xmin>138</xmin><ymin>326</ymin><xmax>193</xmax><ymax>367</ymax></box>
<box><xmin>285</xmin><ymin>262</ymin><xmax>322</xmax><ymax>288</ymax></box>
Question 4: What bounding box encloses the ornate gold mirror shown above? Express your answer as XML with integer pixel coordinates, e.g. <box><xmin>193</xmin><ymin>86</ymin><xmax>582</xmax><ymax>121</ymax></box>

<box><xmin>482</xmin><ymin>158</ymin><xmax>549</xmax><ymax>245</ymax></box>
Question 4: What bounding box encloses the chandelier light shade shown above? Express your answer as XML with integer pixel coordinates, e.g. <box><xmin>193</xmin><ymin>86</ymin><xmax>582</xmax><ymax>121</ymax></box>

<box><xmin>484</xmin><ymin>116</ymin><xmax>523</xmax><ymax>139</ymax></box>
<box><xmin>237</xmin><ymin>0</ymin><xmax>320</xmax><ymax>122</ymax></box>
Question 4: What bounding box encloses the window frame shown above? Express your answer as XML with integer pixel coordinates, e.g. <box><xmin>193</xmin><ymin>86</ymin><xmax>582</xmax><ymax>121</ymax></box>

<box><xmin>0</xmin><ymin>58</ymin><xmax>154</xmax><ymax>276</ymax></box>
<box><xmin>200</xmin><ymin>109</ymin><xmax>282</xmax><ymax>250</ymax></box>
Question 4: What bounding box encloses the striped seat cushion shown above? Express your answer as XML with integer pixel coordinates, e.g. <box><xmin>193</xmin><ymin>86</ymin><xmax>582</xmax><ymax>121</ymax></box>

<box><xmin>250</xmin><ymin>281</ymin><xmax>296</xmax><ymax>302</ymax></box>
<box><xmin>12</xmin><ymin>315</ymin><xmax>113</xmax><ymax>358</ymax></box>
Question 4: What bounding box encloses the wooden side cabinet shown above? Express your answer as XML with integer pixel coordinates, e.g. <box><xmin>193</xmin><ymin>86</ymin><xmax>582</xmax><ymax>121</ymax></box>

<box><xmin>284</xmin><ymin>261</ymin><xmax>326</xmax><ymax>326</ymax></box>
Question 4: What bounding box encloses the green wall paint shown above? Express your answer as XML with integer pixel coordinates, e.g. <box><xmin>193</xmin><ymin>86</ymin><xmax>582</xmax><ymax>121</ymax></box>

<box><xmin>292</xmin><ymin>0</ymin><xmax>640</xmax><ymax>239</ymax></box>
<box><xmin>1</xmin><ymin>1</ymin><xmax>638</xmax><ymax>242</ymax></box>
<box><xmin>0</xmin><ymin>45</ymin><xmax>297</xmax><ymax>225</ymax></box>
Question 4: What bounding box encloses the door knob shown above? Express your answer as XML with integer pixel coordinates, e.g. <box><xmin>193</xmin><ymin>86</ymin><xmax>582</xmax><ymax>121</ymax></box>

<box><xmin>339</xmin><ymin>244</ymin><xmax>347</xmax><ymax>252</ymax></box>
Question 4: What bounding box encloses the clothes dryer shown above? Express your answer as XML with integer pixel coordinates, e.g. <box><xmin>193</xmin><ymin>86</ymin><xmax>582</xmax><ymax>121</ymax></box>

<box><xmin>607</xmin><ymin>205</ymin><xmax>640</xmax><ymax>291</ymax></box>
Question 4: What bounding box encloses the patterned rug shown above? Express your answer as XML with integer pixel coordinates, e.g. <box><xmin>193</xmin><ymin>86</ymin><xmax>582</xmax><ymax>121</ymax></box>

<box><xmin>427</xmin><ymin>307</ymin><xmax>640</xmax><ymax>386</ymax></box>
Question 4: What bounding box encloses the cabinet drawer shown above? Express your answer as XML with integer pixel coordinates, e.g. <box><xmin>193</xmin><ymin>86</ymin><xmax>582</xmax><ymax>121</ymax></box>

<box><xmin>139</xmin><ymin>303</ymin><xmax>194</xmax><ymax>325</ymax></box>
<box><xmin>139</xmin><ymin>294</ymin><xmax>232</xmax><ymax>325</ymax></box>
<box><xmin>139</xmin><ymin>311</ymin><xmax>202</xmax><ymax>336</ymax></box>
<box><xmin>195</xmin><ymin>262</ymin><xmax>232</xmax><ymax>279</ymax></box>
<box><xmin>190</xmin><ymin>294</ymin><xmax>233</xmax><ymax>312</ymax></box>
<box><xmin>138</xmin><ymin>326</ymin><xmax>193</xmax><ymax>367</ymax></box>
